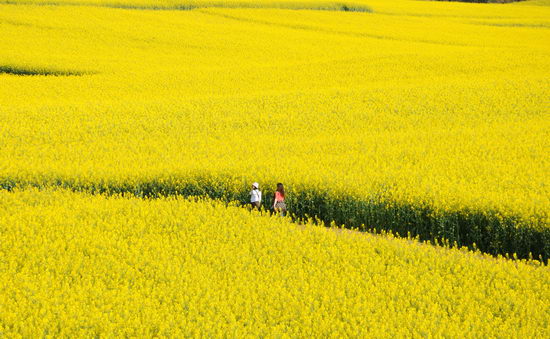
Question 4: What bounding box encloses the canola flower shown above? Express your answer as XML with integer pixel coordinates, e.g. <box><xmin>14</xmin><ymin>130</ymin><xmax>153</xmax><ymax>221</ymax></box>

<box><xmin>0</xmin><ymin>0</ymin><xmax>549</xmax><ymax>259</ymax></box>
<box><xmin>0</xmin><ymin>188</ymin><xmax>548</xmax><ymax>337</ymax></box>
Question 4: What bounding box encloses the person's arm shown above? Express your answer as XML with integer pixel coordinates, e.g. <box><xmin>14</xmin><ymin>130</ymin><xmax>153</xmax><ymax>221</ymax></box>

<box><xmin>273</xmin><ymin>192</ymin><xmax>277</xmax><ymax>209</ymax></box>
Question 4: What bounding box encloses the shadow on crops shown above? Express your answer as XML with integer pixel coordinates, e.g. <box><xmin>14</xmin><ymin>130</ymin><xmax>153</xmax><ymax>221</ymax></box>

<box><xmin>1</xmin><ymin>176</ymin><xmax>547</xmax><ymax>263</ymax></box>
<box><xmin>0</xmin><ymin>65</ymin><xmax>86</xmax><ymax>76</ymax></box>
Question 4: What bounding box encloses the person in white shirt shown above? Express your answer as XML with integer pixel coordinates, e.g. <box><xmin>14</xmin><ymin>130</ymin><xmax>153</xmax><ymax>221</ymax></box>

<box><xmin>250</xmin><ymin>182</ymin><xmax>262</xmax><ymax>209</ymax></box>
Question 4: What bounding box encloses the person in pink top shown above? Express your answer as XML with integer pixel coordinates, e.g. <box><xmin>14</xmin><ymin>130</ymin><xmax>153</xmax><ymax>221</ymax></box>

<box><xmin>272</xmin><ymin>183</ymin><xmax>287</xmax><ymax>216</ymax></box>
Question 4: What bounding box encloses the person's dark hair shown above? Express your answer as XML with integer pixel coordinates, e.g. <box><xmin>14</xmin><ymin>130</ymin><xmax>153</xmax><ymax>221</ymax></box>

<box><xmin>276</xmin><ymin>183</ymin><xmax>285</xmax><ymax>197</ymax></box>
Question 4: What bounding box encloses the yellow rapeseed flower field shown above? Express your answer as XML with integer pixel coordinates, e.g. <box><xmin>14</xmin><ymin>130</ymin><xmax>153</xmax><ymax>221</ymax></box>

<box><xmin>0</xmin><ymin>188</ymin><xmax>548</xmax><ymax>337</ymax></box>
<box><xmin>0</xmin><ymin>0</ymin><xmax>549</xmax><ymax>334</ymax></box>
<box><xmin>1</xmin><ymin>0</ymin><xmax>548</xmax><ymax>258</ymax></box>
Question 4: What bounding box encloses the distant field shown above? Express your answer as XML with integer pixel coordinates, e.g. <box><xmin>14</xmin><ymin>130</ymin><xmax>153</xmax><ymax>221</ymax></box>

<box><xmin>0</xmin><ymin>0</ymin><xmax>373</xmax><ymax>11</ymax></box>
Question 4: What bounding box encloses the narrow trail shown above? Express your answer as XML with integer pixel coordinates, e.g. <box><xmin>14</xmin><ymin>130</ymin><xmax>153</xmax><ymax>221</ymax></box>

<box><xmin>1</xmin><ymin>177</ymin><xmax>547</xmax><ymax>264</ymax></box>
<box><xmin>196</xmin><ymin>9</ymin><xmax>476</xmax><ymax>47</ymax></box>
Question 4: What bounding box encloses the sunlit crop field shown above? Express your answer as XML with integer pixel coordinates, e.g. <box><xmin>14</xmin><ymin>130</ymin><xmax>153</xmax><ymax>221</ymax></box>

<box><xmin>1</xmin><ymin>189</ymin><xmax>549</xmax><ymax>337</ymax></box>
<box><xmin>1</xmin><ymin>0</ymin><xmax>549</xmax><ymax>257</ymax></box>
<box><xmin>0</xmin><ymin>0</ymin><xmax>549</xmax><ymax>335</ymax></box>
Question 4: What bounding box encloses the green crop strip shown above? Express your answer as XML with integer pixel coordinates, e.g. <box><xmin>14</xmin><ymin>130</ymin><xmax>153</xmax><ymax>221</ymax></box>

<box><xmin>1</xmin><ymin>177</ymin><xmax>547</xmax><ymax>263</ymax></box>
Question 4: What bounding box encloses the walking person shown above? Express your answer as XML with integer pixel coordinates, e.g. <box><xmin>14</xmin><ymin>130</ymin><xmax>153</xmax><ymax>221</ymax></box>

<box><xmin>272</xmin><ymin>183</ymin><xmax>287</xmax><ymax>216</ymax></box>
<box><xmin>250</xmin><ymin>182</ymin><xmax>262</xmax><ymax>210</ymax></box>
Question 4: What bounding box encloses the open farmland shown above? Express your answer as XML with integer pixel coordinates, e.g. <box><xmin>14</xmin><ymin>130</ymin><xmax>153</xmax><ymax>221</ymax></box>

<box><xmin>0</xmin><ymin>0</ymin><xmax>549</xmax><ymax>335</ymax></box>
<box><xmin>1</xmin><ymin>189</ymin><xmax>549</xmax><ymax>337</ymax></box>
<box><xmin>1</xmin><ymin>0</ymin><xmax>549</xmax><ymax>258</ymax></box>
